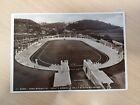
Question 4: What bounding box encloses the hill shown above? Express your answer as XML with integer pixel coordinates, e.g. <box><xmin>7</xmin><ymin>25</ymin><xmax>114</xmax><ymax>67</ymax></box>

<box><xmin>66</xmin><ymin>20</ymin><xmax>122</xmax><ymax>32</ymax></box>
<box><xmin>14</xmin><ymin>19</ymin><xmax>41</xmax><ymax>34</ymax></box>
<box><xmin>41</xmin><ymin>22</ymin><xmax>66</xmax><ymax>34</ymax></box>
<box><xmin>66</xmin><ymin>20</ymin><xmax>124</xmax><ymax>42</ymax></box>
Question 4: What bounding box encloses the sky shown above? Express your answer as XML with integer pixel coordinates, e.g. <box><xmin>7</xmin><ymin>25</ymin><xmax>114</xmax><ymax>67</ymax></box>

<box><xmin>14</xmin><ymin>13</ymin><xmax>124</xmax><ymax>27</ymax></box>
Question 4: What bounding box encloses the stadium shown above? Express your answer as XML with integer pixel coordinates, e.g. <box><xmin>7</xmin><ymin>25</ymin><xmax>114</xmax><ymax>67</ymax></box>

<box><xmin>13</xmin><ymin>17</ymin><xmax>126</xmax><ymax>91</ymax></box>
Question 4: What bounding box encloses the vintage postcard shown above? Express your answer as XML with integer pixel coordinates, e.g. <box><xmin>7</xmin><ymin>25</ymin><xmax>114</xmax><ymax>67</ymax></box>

<box><xmin>11</xmin><ymin>12</ymin><xmax>127</xmax><ymax>93</ymax></box>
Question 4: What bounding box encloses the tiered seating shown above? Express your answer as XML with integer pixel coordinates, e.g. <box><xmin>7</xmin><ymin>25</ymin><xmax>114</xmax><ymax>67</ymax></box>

<box><xmin>81</xmin><ymin>38</ymin><xmax>123</xmax><ymax>68</ymax></box>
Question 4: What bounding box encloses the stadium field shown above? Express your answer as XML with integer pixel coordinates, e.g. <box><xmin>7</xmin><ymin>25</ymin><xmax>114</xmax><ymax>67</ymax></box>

<box><xmin>31</xmin><ymin>40</ymin><xmax>108</xmax><ymax>67</ymax></box>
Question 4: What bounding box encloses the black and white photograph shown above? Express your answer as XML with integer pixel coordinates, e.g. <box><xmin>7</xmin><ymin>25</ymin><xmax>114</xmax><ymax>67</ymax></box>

<box><xmin>11</xmin><ymin>12</ymin><xmax>127</xmax><ymax>92</ymax></box>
